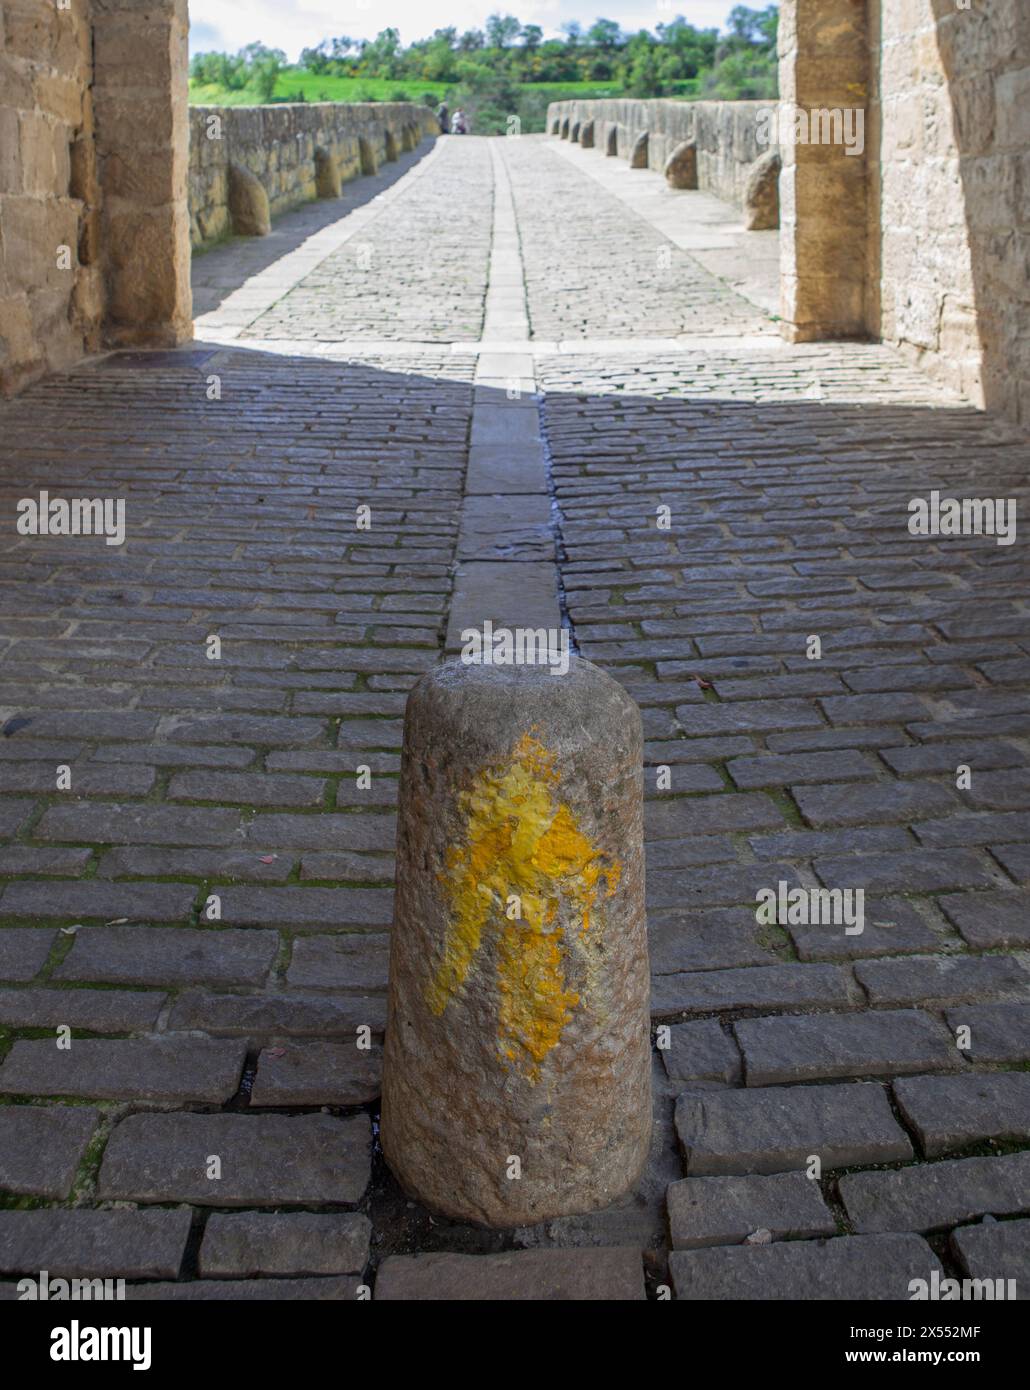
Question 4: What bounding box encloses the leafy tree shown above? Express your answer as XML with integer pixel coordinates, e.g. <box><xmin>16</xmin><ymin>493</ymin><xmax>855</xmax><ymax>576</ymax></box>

<box><xmin>485</xmin><ymin>14</ymin><xmax>522</xmax><ymax>49</ymax></box>
<box><xmin>587</xmin><ymin>19</ymin><xmax>621</xmax><ymax>51</ymax></box>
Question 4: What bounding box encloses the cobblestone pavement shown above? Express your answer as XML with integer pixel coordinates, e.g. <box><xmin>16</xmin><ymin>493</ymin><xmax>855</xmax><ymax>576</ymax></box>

<box><xmin>0</xmin><ymin>135</ymin><xmax>1028</xmax><ymax>1302</ymax></box>
<box><xmin>240</xmin><ymin>139</ymin><xmax>494</xmax><ymax>343</ymax></box>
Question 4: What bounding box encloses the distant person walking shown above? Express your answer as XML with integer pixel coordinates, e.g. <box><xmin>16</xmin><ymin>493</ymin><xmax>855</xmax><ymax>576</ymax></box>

<box><xmin>451</xmin><ymin>109</ymin><xmax>468</xmax><ymax>135</ymax></box>
<box><xmin>436</xmin><ymin>103</ymin><xmax>449</xmax><ymax>135</ymax></box>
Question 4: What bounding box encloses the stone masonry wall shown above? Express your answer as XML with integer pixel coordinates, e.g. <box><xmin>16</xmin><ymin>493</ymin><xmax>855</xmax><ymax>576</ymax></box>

<box><xmin>189</xmin><ymin>103</ymin><xmax>440</xmax><ymax>249</ymax></box>
<box><xmin>870</xmin><ymin>0</ymin><xmax>1030</xmax><ymax>421</ymax></box>
<box><xmin>544</xmin><ymin>98</ymin><xmax>775</xmax><ymax>208</ymax></box>
<box><xmin>0</xmin><ymin>0</ymin><xmax>100</xmax><ymax>393</ymax></box>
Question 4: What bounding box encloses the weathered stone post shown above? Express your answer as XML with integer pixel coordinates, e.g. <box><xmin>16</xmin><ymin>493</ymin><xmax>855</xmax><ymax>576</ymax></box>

<box><xmin>778</xmin><ymin>0</ymin><xmax>869</xmax><ymax>339</ymax></box>
<box><xmin>381</xmin><ymin>658</ymin><xmax>651</xmax><ymax>1227</ymax></box>
<box><xmin>92</xmin><ymin>0</ymin><xmax>193</xmax><ymax>347</ymax></box>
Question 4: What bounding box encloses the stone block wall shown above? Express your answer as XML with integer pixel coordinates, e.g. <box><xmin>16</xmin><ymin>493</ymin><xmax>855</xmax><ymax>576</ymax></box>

<box><xmin>1</xmin><ymin>0</ymin><xmax>192</xmax><ymax>394</ymax></box>
<box><xmin>189</xmin><ymin>103</ymin><xmax>440</xmax><ymax>249</ymax></box>
<box><xmin>0</xmin><ymin>0</ymin><xmax>99</xmax><ymax>393</ymax></box>
<box><xmin>544</xmin><ymin>98</ymin><xmax>775</xmax><ymax>209</ymax></box>
<box><xmin>871</xmin><ymin>0</ymin><xmax>1030</xmax><ymax>421</ymax></box>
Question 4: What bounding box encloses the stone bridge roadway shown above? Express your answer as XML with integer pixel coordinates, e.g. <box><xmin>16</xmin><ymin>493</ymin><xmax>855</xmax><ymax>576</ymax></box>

<box><xmin>0</xmin><ymin>134</ymin><xmax>1028</xmax><ymax>1301</ymax></box>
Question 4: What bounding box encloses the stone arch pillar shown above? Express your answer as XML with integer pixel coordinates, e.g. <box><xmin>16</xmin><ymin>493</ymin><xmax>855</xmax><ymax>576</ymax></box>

<box><xmin>92</xmin><ymin>0</ymin><xmax>192</xmax><ymax>347</ymax></box>
<box><xmin>777</xmin><ymin>0</ymin><xmax>869</xmax><ymax>341</ymax></box>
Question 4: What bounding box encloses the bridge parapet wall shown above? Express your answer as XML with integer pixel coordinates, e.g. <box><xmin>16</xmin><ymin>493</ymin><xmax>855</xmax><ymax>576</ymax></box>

<box><xmin>545</xmin><ymin>98</ymin><xmax>775</xmax><ymax>209</ymax></box>
<box><xmin>189</xmin><ymin>103</ymin><xmax>440</xmax><ymax>249</ymax></box>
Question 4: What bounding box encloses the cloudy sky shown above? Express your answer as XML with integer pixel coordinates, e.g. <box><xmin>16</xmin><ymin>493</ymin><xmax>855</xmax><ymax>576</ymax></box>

<box><xmin>189</xmin><ymin>2</ymin><xmax>747</xmax><ymax>60</ymax></box>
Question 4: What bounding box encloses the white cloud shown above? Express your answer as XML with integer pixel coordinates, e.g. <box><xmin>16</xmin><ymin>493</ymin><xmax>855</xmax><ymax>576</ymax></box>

<box><xmin>188</xmin><ymin>0</ymin><xmax>743</xmax><ymax>60</ymax></box>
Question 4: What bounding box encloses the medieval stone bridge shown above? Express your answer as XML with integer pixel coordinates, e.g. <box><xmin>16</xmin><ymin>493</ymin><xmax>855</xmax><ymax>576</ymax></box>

<box><xmin>1</xmin><ymin>117</ymin><xmax>1028</xmax><ymax>1300</ymax></box>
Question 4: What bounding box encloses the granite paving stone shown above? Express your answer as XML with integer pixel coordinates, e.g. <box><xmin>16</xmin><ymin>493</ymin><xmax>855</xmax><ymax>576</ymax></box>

<box><xmin>937</xmin><ymin>891</ymin><xmax>1030</xmax><ymax>949</ymax></box>
<box><xmin>893</xmin><ymin>1074</ymin><xmax>1030</xmax><ymax>1157</ymax></box>
<box><xmin>0</xmin><ymin>987</ymin><xmax>165</xmax><ymax>1032</ymax></box>
<box><xmin>669</xmin><ymin>1234</ymin><xmax>941</xmax><ymax>1300</ymax></box>
<box><xmin>667</xmin><ymin>1172</ymin><xmax>836</xmax><ymax>1249</ymax></box>
<box><xmin>942</xmin><ymin>1002</ymin><xmax>1030</xmax><ymax>1064</ymax></box>
<box><xmin>675</xmin><ymin>1082</ymin><xmax>912</xmax><ymax>1175</ymax></box>
<box><xmin>0</xmin><ymin>1038</ymin><xmax>247</xmax><ymax>1103</ymax></box>
<box><xmin>374</xmin><ymin>1248</ymin><xmax>645</xmax><ymax>1300</ymax></box>
<box><xmin>0</xmin><ymin>1106</ymin><xmax>99</xmax><ymax>1199</ymax></box>
<box><xmin>661</xmin><ymin>1020</ymin><xmax>742</xmax><ymax>1087</ymax></box>
<box><xmin>855</xmin><ymin>955</ymin><xmax>1030</xmax><ymax>1007</ymax></box>
<box><xmin>0</xmin><ymin>1209</ymin><xmax>192</xmax><ymax>1279</ymax></box>
<box><xmin>54</xmin><ymin>926</ymin><xmax>279</xmax><ymax>986</ymax></box>
<box><xmin>0</xmin><ymin>929</ymin><xmax>57</xmax><ymax>982</ymax></box>
<box><xmin>840</xmin><ymin>1152</ymin><xmax>1030</xmax><ymax>1234</ymax></box>
<box><xmin>250</xmin><ymin>1041</ymin><xmax>382</xmax><ymax>1106</ymax></box>
<box><xmin>199</xmin><ymin>1212</ymin><xmax>372</xmax><ymax>1277</ymax></box>
<box><xmin>98</xmin><ymin>1112</ymin><xmax>372</xmax><ymax>1206</ymax></box>
<box><xmin>951</xmin><ymin>1220</ymin><xmax>1030</xmax><ymax>1291</ymax></box>
<box><xmin>735</xmin><ymin>1009</ymin><xmax>959</xmax><ymax>1086</ymax></box>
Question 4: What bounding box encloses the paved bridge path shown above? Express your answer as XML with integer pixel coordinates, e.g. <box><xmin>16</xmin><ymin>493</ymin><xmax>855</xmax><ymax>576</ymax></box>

<box><xmin>0</xmin><ymin>135</ymin><xmax>1028</xmax><ymax>1301</ymax></box>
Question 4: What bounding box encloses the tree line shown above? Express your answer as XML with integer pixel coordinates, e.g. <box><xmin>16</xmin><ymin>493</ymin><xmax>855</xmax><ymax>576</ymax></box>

<box><xmin>189</xmin><ymin>6</ymin><xmax>779</xmax><ymax>106</ymax></box>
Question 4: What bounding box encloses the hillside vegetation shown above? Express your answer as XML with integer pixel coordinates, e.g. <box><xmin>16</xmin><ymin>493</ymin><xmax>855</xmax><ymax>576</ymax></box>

<box><xmin>189</xmin><ymin>7</ymin><xmax>777</xmax><ymax>133</ymax></box>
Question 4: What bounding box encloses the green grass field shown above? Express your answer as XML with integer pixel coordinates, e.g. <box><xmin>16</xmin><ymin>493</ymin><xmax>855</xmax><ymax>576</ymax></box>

<box><xmin>187</xmin><ymin>70</ymin><xmax>703</xmax><ymax>107</ymax></box>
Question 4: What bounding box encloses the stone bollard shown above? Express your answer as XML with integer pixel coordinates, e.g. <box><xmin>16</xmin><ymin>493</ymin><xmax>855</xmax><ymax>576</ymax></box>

<box><xmin>744</xmin><ymin>150</ymin><xmax>782</xmax><ymax>231</ymax></box>
<box><xmin>664</xmin><ymin>140</ymin><xmax>698</xmax><ymax>190</ymax></box>
<box><xmin>227</xmin><ymin>163</ymin><xmax>270</xmax><ymax>236</ymax></box>
<box><xmin>380</xmin><ymin>657</ymin><xmax>651</xmax><ymax>1227</ymax></box>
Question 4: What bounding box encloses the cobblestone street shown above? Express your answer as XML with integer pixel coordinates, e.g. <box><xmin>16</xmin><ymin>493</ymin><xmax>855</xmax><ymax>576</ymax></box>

<box><xmin>1</xmin><ymin>134</ymin><xmax>1029</xmax><ymax>1300</ymax></box>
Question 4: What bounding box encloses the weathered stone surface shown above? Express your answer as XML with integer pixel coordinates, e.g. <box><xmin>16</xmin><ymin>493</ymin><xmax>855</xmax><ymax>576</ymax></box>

<box><xmin>0</xmin><ymin>1106</ymin><xmax>99</xmax><ymax>1199</ymax></box>
<box><xmin>951</xmin><ymin>1220</ymin><xmax>1030</xmax><ymax>1289</ymax></box>
<box><xmin>650</xmin><ymin>909</ymin><xmax>779</xmax><ymax>977</ymax></box>
<box><xmin>670</xmin><ymin>1234</ymin><xmax>941</xmax><ymax>1301</ymax></box>
<box><xmin>286</xmin><ymin>933</ymin><xmax>389</xmax><ymax>991</ymax></box>
<box><xmin>98</xmin><ymin>1112</ymin><xmax>372</xmax><ymax>1206</ymax></box>
<box><xmin>938</xmin><ymin>891</ymin><xmax>1030</xmax><ymax>949</ymax></box>
<box><xmin>0</xmin><ymin>987</ymin><xmax>164</xmax><ymax>1033</ymax></box>
<box><xmin>661</xmin><ymin>1020</ymin><xmax>741</xmax><ymax>1086</ymax></box>
<box><xmin>128</xmin><ymin>1277</ymin><xmax>361</xmax><ymax>1300</ymax></box>
<box><xmin>199</xmin><ymin>1212</ymin><xmax>372</xmax><ymax>1277</ymax></box>
<box><xmin>735</xmin><ymin>1009</ymin><xmax>957</xmax><ymax>1086</ymax></box>
<box><xmin>675</xmin><ymin>1083</ymin><xmax>912</xmax><ymax>1175</ymax></box>
<box><xmin>664</xmin><ymin>140</ymin><xmax>698</xmax><ymax>189</ymax></box>
<box><xmin>314</xmin><ymin>145</ymin><xmax>341</xmax><ymax>198</ymax></box>
<box><xmin>840</xmin><ymin>1152</ymin><xmax>1030</xmax><ymax>1234</ymax></box>
<box><xmin>0</xmin><ymin>1209</ymin><xmax>191</xmax><ymax>1278</ymax></box>
<box><xmin>855</xmin><ymin>954</ymin><xmax>1030</xmax><ymax>1007</ymax></box>
<box><xmin>375</xmin><ymin>1248</ymin><xmax>645</xmax><ymax>1300</ymax></box>
<box><xmin>0</xmin><ymin>928</ymin><xmax>56</xmax><ymax>981</ymax></box>
<box><xmin>250</xmin><ymin>1041</ymin><xmax>381</xmax><ymax>1106</ymax></box>
<box><xmin>169</xmin><ymin>988</ymin><xmax>386</xmax><ymax>1039</ymax></box>
<box><xmin>893</xmin><ymin>1073</ymin><xmax>1030</xmax><ymax>1157</ymax></box>
<box><xmin>653</xmin><ymin>963</ymin><xmax>851</xmax><ymax>1016</ymax></box>
<box><xmin>0</xmin><ymin>879</ymin><xmax>193</xmax><ymax>922</ymax></box>
<box><xmin>381</xmin><ymin>659</ymin><xmax>650</xmax><ymax>1227</ymax></box>
<box><xmin>788</xmin><ymin>897</ymin><xmax>940</xmax><ymax>961</ymax></box>
<box><xmin>943</xmin><ymin>1002</ymin><xmax>1030</xmax><ymax>1064</ymax></box>
<box><xmin>668</xmin><ymin>1171</ymin><xmax>835</xmax><ymax>1249</ymax></box>
<box><xmin>629</xmin><ymin>131</ymin><xmax>649</xmax><ymax>169</ymax></box>
<box><xmin>0</xmin><ymin>1038</ymin><xmax>246</xmax><ymax>1103</ymax></box>
<box><xmin>743</xmin><ymin>150</ymin><xmax>781</xmax><ymax>231</ymax></box>
<box><xmin>55</xmin><ymin>926</ymin><xmax>278</xmax><ymax>986</ymax></box>
<box><xmin>228</xmin><ymin>162</ymin><xmax>270</xmax><ymax>236</ymax></box>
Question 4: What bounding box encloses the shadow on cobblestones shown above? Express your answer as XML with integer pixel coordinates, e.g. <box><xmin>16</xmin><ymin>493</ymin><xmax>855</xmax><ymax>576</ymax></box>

<box><xmin>1</xmin><ymin>337</ymin><xmax>1028</xmax><ymax>1297</ymax></box>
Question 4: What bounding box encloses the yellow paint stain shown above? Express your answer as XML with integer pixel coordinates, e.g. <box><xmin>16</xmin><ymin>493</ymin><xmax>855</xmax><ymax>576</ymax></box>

<box><xmin>427</xmin><ymin>732</ymin><xmax>620</xmax><ymax>1080</ymax></box>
